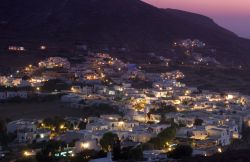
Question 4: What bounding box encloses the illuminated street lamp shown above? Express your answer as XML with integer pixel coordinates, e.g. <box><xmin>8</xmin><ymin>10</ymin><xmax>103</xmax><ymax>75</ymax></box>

<box><xmin>40</xmin><ymin>45</ymin><xmax>47</xmax><ymax>50</ymax></box>
<box><xmin>218</xmin><ymin>148</ymin><xmax>222</xmax><ymax>153</ymax></box>
<box><xmin>60</xmin><ymin>124</ymin><xmax>65</xmax><ymax>130</ymax></box>
<box><xmin>23</xmin><ymin>150</ymin><xmax>35</xmax><ymax>157</ymax></box>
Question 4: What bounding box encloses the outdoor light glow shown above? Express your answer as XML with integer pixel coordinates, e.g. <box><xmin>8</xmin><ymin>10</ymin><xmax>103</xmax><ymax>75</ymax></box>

<box><xmin>60</xmin><ymin>124</ymin><xmax>65</xmax><ymax>129</ymax></box>
<box><xmin>40</xmin><ymin>134</ymin><xmax>45</xmax><ymax>139</ymax></box>
<box><xmin>81</xmin><ymin>142</ymin><xmax>90</xmax><ymax>149</ymax></box>
<box><xmin>23</xmin><ymin>151</ymin><xmax>34</xmax><ymax>157</ymax></box>
<box><xmin>226</xmin><ymin>94</ymin><xmax>234</xmax><ymax>100</ymax></box>
<box><xmin>218</xmin><ymin>148</ymin><xmax>222</xmax><ymax>153</ymax></box>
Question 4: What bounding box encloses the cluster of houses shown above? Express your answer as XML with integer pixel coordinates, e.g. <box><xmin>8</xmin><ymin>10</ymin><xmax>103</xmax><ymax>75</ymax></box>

<box><xmin>0</xmin><ymin>76</ymin><xmax>30</xmax><ymax>88</ymax></box>
<box><xmin>38</xmin><ymin>57</ymin><xmax>71</xmax><ymax>69</ymax></box>
<box><xmin>8</xmin><ymin>46</ymin><xmax>25</xmax><ymax>51</ymax></box>
<box><xmin>6</xmin><ymin>119</ymin><xmax>51</xmax><ymax>143</ymax></box>
<box><xmin>174</xmin><ymin>39</ymin><xmax>206</xmax><ymax>48</ymax></box>
<box><xmin>1</xmin><ymin>52</ymin><xmax>250</xmax><ymax>161</ymax></box>
<box><xmin>0</xmin><ymin>57</ymin><xmax>73</xmax><ymax>101</ymax></box>
<box><xmin>58</xmin><ymin>53</ymin><xmax>250</xmax><ymax>158</ymax></box>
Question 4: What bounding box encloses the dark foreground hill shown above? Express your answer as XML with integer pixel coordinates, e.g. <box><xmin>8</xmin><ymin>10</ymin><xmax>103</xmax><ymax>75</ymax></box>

<box><xmin>0</xmin><ymin>0</ymin><xmax>250</xmax><ymax>64</ymax></box>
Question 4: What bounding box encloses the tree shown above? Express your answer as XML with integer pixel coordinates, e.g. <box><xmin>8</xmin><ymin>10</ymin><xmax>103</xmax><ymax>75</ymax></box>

<box><xmin>158</xmin><ymin>127</ymin><xmax>176</xmax><ymax>141</ymax></box>
<box><xmin>148</xmin><ymin>137</ymin><xmax>164</xmax><ymax>149</ymax></box>
<box><xmin>42</xmin><ymin>79</ymin><xmax>70</xmax><ymax>92</ymax></box>
<box><xmin>128</xmin><ymin>146</ymin><xmax>143</xmax><ymax>161</ymax></box>
<box><xmin>42</xmin><ymin>116</ymin><xmax>70</xmax><ymax>133</ymax></box>
<box><xmin>194</xmin><ymin>118</ymin><xmax>203</xmax><ymax>126</ymax></box>
<box><xmin>36</xmin><ymin>140</ymin><xmax>66</xmax><ymax>162</ymax></box>
<box><xmin>0</xmin><ymin>120</ymin><xmax>16</xmax><ymax>147</ymax></box>
<box><xmin>112</xmin><ymin>138</ymin><xmax>121</xmax><ymax>160</ymax></box>
<box><xmin>149</xmin><ymin>127</ymin><xmax>176</xmax><ymax>149</ymax></box>
<box><xmin>148</xmin><ymin>105</ymin><xmax>177</xmax><ymax>124</ymax></box>
<box><xmin>100</xmin><ymin>132</ymin><xmax>119</xmax><ymax>152</ymax></box>
<box><xmin>78</xmin><ymin>121</ymin><xmax>87</xmax><ymax>130</ymax></box>
<box><xmin>168</xmin><ymin>144</ymin><xmax>193</xmax><ymax>159</ymax></box>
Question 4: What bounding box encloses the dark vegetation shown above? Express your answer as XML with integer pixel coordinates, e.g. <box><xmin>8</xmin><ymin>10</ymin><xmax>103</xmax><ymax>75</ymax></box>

<box><xmin>0</xmin><ymin>102</ymin><xmax>120</xmax><ymax>120</ymax></box>
<box><xmin>168</xmin><ymin>144</ymin><xmax>193</xmax><ymax>159</ymax></box>
<box><xmin>41</xmin><ymin>79</ymin><xmax>70</xmax><ymax>92</ymax></box>
<box><xmin>149</xmin><ymin>104</ymin><xmax>177</xmax><ymax>115</ymax></box>
<box><xmin>194</xmin><ymin>118</ymin><xmax>203</xmax><ymax>126</ymax></box>
<box><xmin>147</xmin><ymin>127</ymin><xmax>176</xmax><ymax>149</ymax></box>
<box><xmin>178</xmin><ymin>65</ymin><xmax>250</xmax><ymax>95</ymax></box>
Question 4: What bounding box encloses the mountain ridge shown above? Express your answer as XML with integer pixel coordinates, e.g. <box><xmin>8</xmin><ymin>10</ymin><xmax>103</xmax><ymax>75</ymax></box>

<box><xmin>0</xmin><ymin>0</ymin><xmax>250</xmax><ymax>65</ymax></box>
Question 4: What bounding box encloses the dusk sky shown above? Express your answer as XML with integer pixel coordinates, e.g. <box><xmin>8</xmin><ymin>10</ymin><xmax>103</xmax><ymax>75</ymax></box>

<box><xmin>143</xmin><ymin>0</ymin><xmax>250</xmax><ymax>39</ymax></box>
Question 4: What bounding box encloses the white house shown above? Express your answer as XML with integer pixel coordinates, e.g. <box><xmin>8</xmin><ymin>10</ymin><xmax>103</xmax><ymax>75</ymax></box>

<box><xmin>7</xmin><ymin>119</ymin><xmax>37</xmax><ymax>134</ymax></box>
<box><xmin>17</xmin><ymin>129</ymin><xmax>34</xmax><ymax>143</ymax></box>
<box><xmin>128</xmin><ymin>131</ymin><xmax>153</xmax><ymax>143</ymax></box>
<box><xmin>190</xmin><ymin>127</ymin><xmax>208</xmax><ymax>140</ymax></box>
<box><xmin>148</xmin><ymin>124</ymin><xmax>171</xmax><ymax>134</ymax></box>
<box><xmin>206</xmin><ymin>126</ymin><xmax>231</xmax><ymax>146</ymax></box>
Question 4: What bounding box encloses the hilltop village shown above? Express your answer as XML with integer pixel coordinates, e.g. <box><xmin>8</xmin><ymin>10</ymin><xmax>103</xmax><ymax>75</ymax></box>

<box><xmin>0</xmin><ymin>45</ymin><xmax>250</xmax><ymax>162</ymax></box>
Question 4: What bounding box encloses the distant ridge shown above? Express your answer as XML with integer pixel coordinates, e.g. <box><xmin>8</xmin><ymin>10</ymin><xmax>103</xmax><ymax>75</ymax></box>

<box><xmin>0</xmin><ymin>0</ymin><xmax>250</xmax><ymax>64</ymax></box>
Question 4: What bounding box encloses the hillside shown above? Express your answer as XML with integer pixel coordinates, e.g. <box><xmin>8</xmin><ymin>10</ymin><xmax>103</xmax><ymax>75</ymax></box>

<box><xmin>0</xmin><ymin>0</ymin><xmax>250</xmax><ymax>64</ymax></box>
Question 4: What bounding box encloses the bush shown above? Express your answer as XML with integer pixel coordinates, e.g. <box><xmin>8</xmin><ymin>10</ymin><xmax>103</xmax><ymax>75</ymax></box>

<box><xmin>42</xmin><ymin>79</ymin><xmax>70</xmax><ymax>92</ymax></box>
<box><xmin>128</xmin><ymin>146</ymin><xmax>143</xmax><ymax>161</ymax></box>
<box><xmin>100</xmin><ymin>132</ymin><xmax>119</xmax><ymax>152</ymax></box>
<box><xmin>148</xmin><ymin>127</ymin><xmax>176</xmax><ymax>149</ymax></box>
<box><xmin>168</xmin><ymin>144</ymin><xmax>193</xmax><ymax>159</ymax></box>
<box><xmin>194</xmin><ymin>118</ymin><xmax>203</xmax><ymax>126</ymax></box>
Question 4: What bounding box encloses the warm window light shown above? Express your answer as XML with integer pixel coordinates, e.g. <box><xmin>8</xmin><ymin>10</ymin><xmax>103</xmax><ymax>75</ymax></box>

<box><xmin>81</xmin><ymin>142</ymin><xmax>90</xmax><ymax>149</ymax></box>
<box><xmin>119</xmin><ymin>121</ymin><xmax>124</xmax><ymax>125</ymax></box>
<box><xmin>36</xmin><ymin>87</ymin><xmax>40</xmax><ymax>91</ymax></box>
<box><xmin>226</xmin><ymin>95</ymin><xmax>234</xmax><ymax>100</ymax></box>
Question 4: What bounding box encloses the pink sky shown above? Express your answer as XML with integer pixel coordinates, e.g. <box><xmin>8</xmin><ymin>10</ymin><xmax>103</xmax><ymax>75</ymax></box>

<box><xmin>143</xmin><ymin>0</ymin><xmax>250</xmax><ymax>38</ymax></box>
